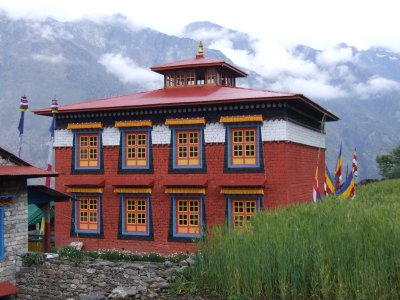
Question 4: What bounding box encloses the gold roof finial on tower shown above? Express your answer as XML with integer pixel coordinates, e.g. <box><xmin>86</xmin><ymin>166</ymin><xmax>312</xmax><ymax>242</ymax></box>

<box><xmin>196</xmin><ymin>41</ymin><xmax>204</xmax><ymax>58</ymax></box>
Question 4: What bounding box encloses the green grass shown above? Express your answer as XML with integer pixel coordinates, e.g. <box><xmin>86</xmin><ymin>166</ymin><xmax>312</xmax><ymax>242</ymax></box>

<box><xmin>190</xmin><ymin>179</ymin><xmax>400</xmax><ymax>299</ymax></box>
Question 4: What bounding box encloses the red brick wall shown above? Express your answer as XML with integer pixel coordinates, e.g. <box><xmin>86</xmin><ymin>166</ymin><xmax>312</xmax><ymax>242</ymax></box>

<box><xmin>54</xmin><ymin>142</ymin><xmax>325</xmax><ymax>255</ymax></box>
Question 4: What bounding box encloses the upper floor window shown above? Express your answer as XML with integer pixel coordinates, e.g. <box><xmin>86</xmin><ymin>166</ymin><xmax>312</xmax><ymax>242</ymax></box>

<box><xmin>74</xmin><ymin>132</ymin><xmax>102</xmax><ymax>171</ymax></box>
<box><xmin>175</xmin><ymin>129</ymin><xmax>201</xmax><ymax>167</ymax></box>
<box><xmin>230</xmin><ymin>127</ymin><xmax>259</xmax><ymax>167</ymax></box>
<box><xmin>176</xmin><ymin>71</ymin><xmax>185</xmax><ymax>86</ymax></box>
<box><xmin>206</xmin><ymin>69</ymin><xmax>217</xmax><ymax>84</ymax></box>
<box><xmin>123</xmin><ymin>131</ymin><xmax>149</xmax><ymax>168</ymax></box>
<box><xmin>166</xmin><ymin>73</ymin><xmax>175</xmax><ymax>87</ymax></box>
<box><xmin>186</xmin><ymin>70</ymin><xmax>196</xmax><ymax>86</ymax></box>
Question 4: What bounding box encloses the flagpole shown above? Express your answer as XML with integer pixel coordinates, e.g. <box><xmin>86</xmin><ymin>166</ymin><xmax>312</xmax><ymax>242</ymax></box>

<box><xmin>313</xmin><ymin>114</ymin><xmax>326</xmax><ymax>202</ymax></box>
<box><xmin>45</xmin><ymin>98</ymin><xmax>59</xmax><ymax>188</ymax></box>
<box><xmin>17</xmin><ymin>95</ymin><xmax>28</xmax><ymax>158</ymax></box>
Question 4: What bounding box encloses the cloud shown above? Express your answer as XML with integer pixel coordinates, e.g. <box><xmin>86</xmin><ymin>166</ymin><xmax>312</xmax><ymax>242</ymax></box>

<box><xmin>354</xmin><ymin>76</ymin><xmax>400</xmax><ymax>98</ymax></box>
<box><xmin>316</xmin><ymin>46</ymin><xmax>355</xmax><ymax>66</ymax></box>
<box><xmin>99</xmin><ymin>53</ymin><xmax>162</xmax><ymax>89</ymax></box>
<box><xmin>32</xmin><ymin>53</ymin><xmax>65</xmax><ymax>64</ymax></box>
<box><xmin>269</xmin><ymin>76</ymin><xmax>348</xmax><ymax>100</ymax></box>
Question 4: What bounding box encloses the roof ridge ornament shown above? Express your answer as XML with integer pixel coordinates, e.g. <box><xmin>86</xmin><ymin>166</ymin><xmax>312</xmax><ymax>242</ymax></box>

<box><xmin>196</xmin><ymin>41</ymin><xmax>204</xmax><ymax>58</ymax></box>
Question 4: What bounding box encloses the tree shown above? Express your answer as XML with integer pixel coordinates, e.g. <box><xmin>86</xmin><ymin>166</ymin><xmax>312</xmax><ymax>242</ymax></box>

<box><xmin>376</xmin><ymin>145</ymin><xmax>400</xmax><ymax>179</ymax></box>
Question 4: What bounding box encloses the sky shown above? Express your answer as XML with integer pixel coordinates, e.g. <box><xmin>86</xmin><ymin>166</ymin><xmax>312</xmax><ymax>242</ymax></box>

<box><xmin>0</xmin><ymin>0</ymin><xmax>399</xmax><ymax>100</ymax></box>
<box><xmin>0</xmin><ymin>0</ymin><xmax>398</xmax><ymax>51</ymax></box>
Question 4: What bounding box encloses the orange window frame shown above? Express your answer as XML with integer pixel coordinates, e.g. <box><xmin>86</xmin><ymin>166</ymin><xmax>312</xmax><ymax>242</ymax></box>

<box><xmin>230</xmin><ymin>128</ymin><xmax>258</xmax><ymax>166</ymax></box>
<box><xmin>175</xmin><ymin>130</ymin><xmax>201</xmax><ymax>167</ymax></box>
<box><xmin>77</xmin><ymin>197</ymin><xmax>98</xmax><ymax>232</ymax></box>
<box><xmin>124</xmin><ymin>198</ymin><xmax>148</xmax><ymax>234</ymax></box>
<box><xmin>231</xmin><ymin>199</ymin><xmax>258</xmax><ymax>229</ymax></box>
<box><xmin>124</xmin><ymin>131</ymin><xmax>148</xmax><ymax>168</ymax></box>
<box><xmin>176</xmin><ymin>199</ymin><xmax>200</xmax><ymax>235</ymax></box>
<box><xmin>77</xmin><ymin>133</ymin><xmax>99</xmax><ymax>168</ymax></box>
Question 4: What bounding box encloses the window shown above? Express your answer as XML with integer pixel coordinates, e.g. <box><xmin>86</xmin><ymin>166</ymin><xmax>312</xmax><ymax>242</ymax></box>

<box><xmin>172</xmin><ymin>197</ymin><xmax>203</xmax><ymax>237</ymax></box>
<box><xmin>174</xmin><ymin>129</ymin><xmax>201</xmax><ymax>167</ymax></box>
<box><xmin>186</xmin><ymin>70</ymin><xmax>196</xmax><ymax>86</ymax></box>
<box><xmin>0</xmin><ymin>207</ymin><xmax>4</xmax><ymax>261</ymax></box>
<box><xmin>176</xmin><ymin>71</ymin><xmax>185</xmax><ymax>86</ymax></box>
<box><xmin>227</xmin><ymin>197</ymin><xmax>261</xmax><ymax>230</ymax></box>
<box><xmin>122</xmin><ymin>197</ymin><xmax>149</xmax><ymax>235</ymax></box>
<box><xmin>206</xmin><ymin>68</ymin><xmax>217</xmax><ymax>84</ymax></box>
<box><xmin>229</xmin><ymin>127</ymin><xmax>259</xmax><ymax>167</ymax></box>
<box><xmin>123</xmin><ymin>131</ymin><xmax>149</xmax><ymax>168</ymax></box>
<box><xmin>166</xmin><ymin>72</ymin><xmax>175</xmax><ymax>87</ymax></box>
<box><xmin>74</xmin><ymin>196</ymin><xmax>100</xmax><ymax>234</ymax></box>
<box><xmin>74</xmin><ymin>132</ymin><xmax>101</xmax><ymax>170</ymax></box>
<box><xmin>231</xmin><ymin>199</ymin><xmax>257</xmax><ymax>228</ymax></box>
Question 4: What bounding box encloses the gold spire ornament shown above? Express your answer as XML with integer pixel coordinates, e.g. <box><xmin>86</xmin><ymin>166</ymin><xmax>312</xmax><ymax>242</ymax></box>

<box><xmin>196</xmin><ymin>41</ymin><xmax>204</xmax><ymax>58</ymax></box>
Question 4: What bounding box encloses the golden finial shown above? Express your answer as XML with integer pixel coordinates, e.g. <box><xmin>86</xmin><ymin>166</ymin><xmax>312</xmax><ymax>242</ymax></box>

<box><xmin>197</xmin><ymin>41</ymin><xmax>204</xmax><ymax>58</ymax></box>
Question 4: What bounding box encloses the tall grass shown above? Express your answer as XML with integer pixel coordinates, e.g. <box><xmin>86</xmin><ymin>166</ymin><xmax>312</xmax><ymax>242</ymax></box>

<box><xmin>192</xmin><ymin>179</ymin><xmax>400</xmax><ymax>299</ymax></box>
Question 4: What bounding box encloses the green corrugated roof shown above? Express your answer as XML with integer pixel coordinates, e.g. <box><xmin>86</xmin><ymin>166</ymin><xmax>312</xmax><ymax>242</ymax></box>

<box><xmin>28</xmin><ymin>203</ymin><xmax>54</xmax><ymax>226</ymax></box>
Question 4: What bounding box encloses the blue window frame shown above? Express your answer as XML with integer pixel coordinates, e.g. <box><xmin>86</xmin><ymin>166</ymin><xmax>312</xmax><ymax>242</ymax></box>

<box><xmin>171</xmin><ymin>196</ymin><xmax>204</xmax><ymax>238</ymax></box>
<box><xmin>120</xmin><ymin>195</ymin><xmax>151</xmax><ymax>236</ymax></box>
<box><xmin>0</xmin><ymin>207</ymin><xmax>4</xmax><ymax>261</ymax></box>
<box><xmin>73</xmin><ymin>130</ymin><xmax>102</xmax><ymax>171</ymax></box>
<box><xmin>171</xmin><ymin>127</ymin><xmax>204</xmax><ymax>169</ymax></box>
<box><xmin>73</xmin><ymin>195</ymin><xmax>101</xmax><ymax>235</ymax></box>
<box><xmin>120</xmin><ymin>129</ymin><xmax>151</xmax><ymax>170</ymax></box>
<box><xmin>226</xmin><ymin>125</ymin><xmax>262</xmax><ymax>169</ymax></box>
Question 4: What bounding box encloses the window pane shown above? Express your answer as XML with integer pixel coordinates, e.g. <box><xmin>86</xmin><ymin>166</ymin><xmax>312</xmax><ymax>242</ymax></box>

<box><xmin>127</xmin><ymin>134</ymin><xmax>136</xmax><ymax>146</ymax></box>
<box><xmin>233</xmin><ymin>131</ymin><xmax>243</xmax><ymax>143</ymax></box>
<box><xmin>178</xmin><ymin>200</ymin><xmax>187</xmax><ymax>212</ymax></box>
<box><xmin>80</xmin><ymin>136</ymin><xmax>88</xmax><ymax>146</ymax></box>
<box><xmin>138</xmin><ymin>200</ymin><xmax>146</xmax><ymax>211</ymax></box>
<box><xmin>138</xmin><ymin>213</ymin><xmax>146</xmax><ymax>224</ymax></box>
<box><xmin>233</xmin><ymin>145</ymin><xmax>243</xmax><ymax>157</ymax></box>
<box><xmin>190</xmin><ymin>214</ymin><xmax>199</xmax><ymax>225</ymax></box>
<box><xmin>178</xmin><ymin>147</ymin><xmax>187</xmax><ymax>158</ymax></box>
<box><xmin>178</xmin><ymin>133</ymin><xmax>187</xmax><ymax>144</ymax></box>
<box><xmin>89</xmin><ymin>136</ymin><xmax>97</xmax><ymax>146</ymax></box>
<box><xmin>245</xmin><ymin>130</ymin><xmax>255</xmax><ymax>142</ymax></box>
<box><xmin>80</xmin><ymin>149</ymin><xmax>88</xmax><ymax>159</ymax></box>
<box><xmin>127</xmin><ymin>213</ymin><xmax>135</xmax><ymax>224</ymax></box>
<box><xmin>190</xmin><ymin>201</ymin><xmax>199</xmax><ymax>212</ymax></box>
<box><xmin>189</xmin><ymin>132</ymin><xmax>198</xmax><ymax>144</ymax></box>
<box><xmin>245</xmin><ymin>145</ymin><xmax>255</xmax><ymax>156</ymax></box>
<box><xmin>138</xmin><ymin>134</ymin><xmax>146</xmax><ymax>145</ymax></box>
<box><xmin>178</xmin><ymin>214</ymin><xmax>188</xmax><ymax>225</ymax></box>
<box><xmin>89</xmin><ymin>148</ymin><xmax>97</xmax><ymax>159</ymax></box>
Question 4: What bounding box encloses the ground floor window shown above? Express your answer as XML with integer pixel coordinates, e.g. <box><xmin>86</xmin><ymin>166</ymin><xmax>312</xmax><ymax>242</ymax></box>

<box><xmin>227</xmin><ymin>197</ymin><xmax>262</xmax><ymax>229</ymax></box>
<box><xmin>172</xmin><ymin>197</ymin><xmax>203</xmax><ymax>238</ymax></box>
<box><xmin>74</xmin><ymin>196</ymin><xmax>101</xmax><ymax>234</ymax></box>
<box><xmin>121</xmin><ymin>196</ymin><xmax>150</xmax><ymax>236</ymax></box>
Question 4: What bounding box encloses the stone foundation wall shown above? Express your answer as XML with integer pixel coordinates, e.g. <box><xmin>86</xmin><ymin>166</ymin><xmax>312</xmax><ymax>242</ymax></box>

<box><xmin>0</xmin><ymin>180</ymin><xmax>28</xmax><ymax>283</ymax></box>
<box><xmin>16</xmin><ymin>257</ymin><xmax>190</xmax><ymax>299</ymax></box>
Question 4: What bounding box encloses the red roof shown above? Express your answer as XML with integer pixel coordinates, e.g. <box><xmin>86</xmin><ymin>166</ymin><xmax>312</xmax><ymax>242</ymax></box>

<box><xmin>34</xmin><ymin>85</ymin><xmax>338</xmax><ymax>121</ymax></box>
<box><xmin>151</xmin><ymin>57</ymin><xmax>247</xmax><ymax>77</ymax></box>
<box><xmin>0</xmin><ymin>166</ymin><xmax>57</xmax><ymax>178</ymax></box>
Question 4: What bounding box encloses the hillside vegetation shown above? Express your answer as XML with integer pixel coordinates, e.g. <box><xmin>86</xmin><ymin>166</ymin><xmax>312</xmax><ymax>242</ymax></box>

<box><xmin>189</xmin><ymin>180</ymin><xmax>400</xmax><ymax>299</ymax></box>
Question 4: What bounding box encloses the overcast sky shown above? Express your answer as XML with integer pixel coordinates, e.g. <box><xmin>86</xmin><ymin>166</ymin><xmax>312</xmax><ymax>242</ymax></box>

<box><xmin>0</xmin><ymin>0</ymin><xmax>399</xmax><ymax>51</ymax></box>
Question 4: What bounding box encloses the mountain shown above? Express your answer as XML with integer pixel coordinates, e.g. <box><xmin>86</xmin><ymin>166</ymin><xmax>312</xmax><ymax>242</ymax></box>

<box><xmin>0</xmin><ymin>13</ymin><xmax>398</xmax><ymax>180</ymax></box>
